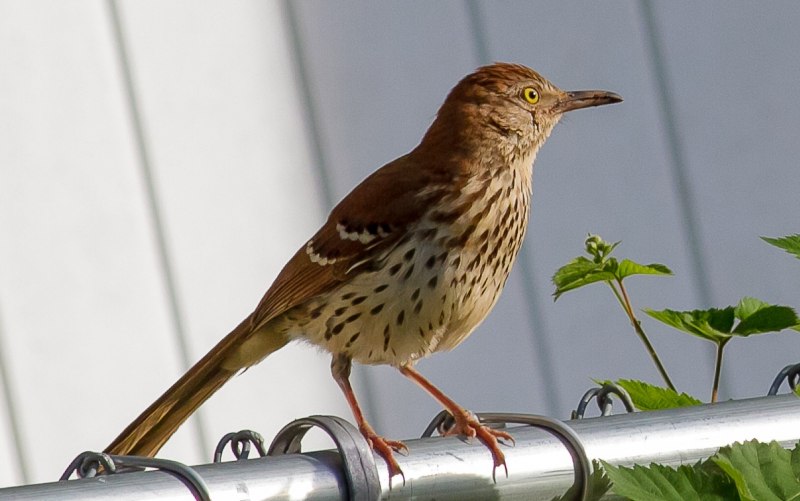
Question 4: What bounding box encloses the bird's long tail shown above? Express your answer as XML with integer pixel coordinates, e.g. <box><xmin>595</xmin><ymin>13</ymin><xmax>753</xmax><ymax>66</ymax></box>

<box><xmin>104</xmin><ymin>314</ymin><xmax>287</xmax><ymax>457</ymax></box>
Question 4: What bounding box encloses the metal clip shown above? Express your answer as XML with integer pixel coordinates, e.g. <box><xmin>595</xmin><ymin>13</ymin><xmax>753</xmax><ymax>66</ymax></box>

<box><xmin>420</xmin><ymin>409</ymin><xmax>503</xmax><ymax>437</ymax></box>
<box><xmin>268</xmin><ymin>415</ymin><xmax>381</xmax><ymax>501</ymax></box>
<box><xmin>60</xmin><ymin>451</ymin><xmax>117</xmax><ymax>480</ymax></box>
<box><xmin>572</xmin><ymin>382</ymin><xmax>635</xmax><ymax>419</ymax></box>
<box><xmin>214</xmin><ymin>429</ymin><xmax>267</xmax><ymax>462</ymax></box>
<box><xmin>60</xmin><ymin>452</ymin><xmax>212</xmax><ymax>501</ymax></box>
<box><xmin>768</xmin><ymin>362</ymin><xmax>800</xmax><ymax>395</ymax></box>
<box><xmin>421</xmin><ymin>411</ymin><xmax>593</xmax><ymax>501</ymax></box>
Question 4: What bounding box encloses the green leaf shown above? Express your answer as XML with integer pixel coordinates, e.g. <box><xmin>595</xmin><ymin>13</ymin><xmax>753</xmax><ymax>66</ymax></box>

<box><xmin>734</xmin><ymin>296</ymin><xmax>772</xmax><ymax>321</ymax></box>
<box><xmin>646</xmin><ymin>299</ymin><xmax>799</xmax><ymax>341</ymax></box>
<box><xmin>792</xmin><ymin>442</ymin><xmax>800</xmax><ymax>479</ymax></box>
<box><xmin>733</xmin><ymin>306</ymin><xmax>800</xmax><ymax>336</ymax></box>
<box><xmin>550</xmin><ymin>460</ymin><xmax>611</xmax><ymax>501</ymax></box>
<box><xmin>552</xmin><ymin>256</ymin><xmax>616</xmax><ymax>300</ymax></box>
<box><xmin>762</xmin><ymin>234</ymin><xmax>800</xmax><ymax>260</ymax></box>
<box><xmin>712</xmin><ymin>440</ymin><xmax>800</xmax><ymax>501</ymax></box>
<box><xmin>616</xmin><ymin>259</ymin><xmax>673</xmax><ymax>280</ymax></box>
<box><xmin>643</xmin><ymin>307</ymin><xmax>735</xmax><ymax>343</ymax></box>
<box><xmin>733</xmin><ymin>297</ymin><xmax>800</xmax><ymax>336</ymax></box>
<box><xmin>613</xmin><ymin>379</ymin><xmax>702</xmax><ymax>410</ymax></box>
<box><xmin>601</xmin><ymin>460</ymin><xmax>736</xmax><ymax>501</ymax></box>
<box><xmin>552</xmin><ymin>238</ymin><xmax>671</xmax><ymax>300</ymax></box>
<box><xmin>601</xmin><ymin>442</ymin><xmax>800</xmax><ymax>501</ymax></box>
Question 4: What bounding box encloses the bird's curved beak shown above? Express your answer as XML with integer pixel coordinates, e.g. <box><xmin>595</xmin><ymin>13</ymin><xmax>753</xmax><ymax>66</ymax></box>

<box><xmin>553</xmin><ymin>90</ymin><xmax>623</xmax><ymax>114</ymax></box>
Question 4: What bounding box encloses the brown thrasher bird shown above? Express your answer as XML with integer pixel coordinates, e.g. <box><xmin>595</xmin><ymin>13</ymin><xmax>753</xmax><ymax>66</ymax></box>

<box><xmin>105</xmin><ymin>62</ymin><xmax>621</xmax><ymax>479</ymax></box>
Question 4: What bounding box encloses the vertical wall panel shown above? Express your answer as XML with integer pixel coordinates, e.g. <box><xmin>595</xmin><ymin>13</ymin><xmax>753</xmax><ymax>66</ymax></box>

<box><xmin>0</xmin><ymin>0</ymin><xmax>184</xmax><ymax>484</ymax></box>
<box><xmin>0</xmin><ymin>312</ymin><xmax>22</xmax><ymax>486</ymax></box>
<box><xmin>115</xmin><ymin>0</ymin><xmax>350</xmax><ymax>463</ymax></box>
<box><xmin>649</xmin><ymin>2</ymin><xmax>800</xmax><ymax>399</ymax></box>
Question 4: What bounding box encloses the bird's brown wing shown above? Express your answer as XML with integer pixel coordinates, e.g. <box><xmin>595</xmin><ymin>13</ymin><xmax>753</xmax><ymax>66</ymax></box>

<box><xmin>249</xmin><ymin>153</ymin><xmax>452</xmax><ymax>330</ymax></box>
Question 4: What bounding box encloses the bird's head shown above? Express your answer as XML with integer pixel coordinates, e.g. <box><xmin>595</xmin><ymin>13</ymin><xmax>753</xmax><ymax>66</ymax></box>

<box><xmin>418</xmin><ymin>62</ymin><xmax>622</xmax><ymax>165</ymax></box>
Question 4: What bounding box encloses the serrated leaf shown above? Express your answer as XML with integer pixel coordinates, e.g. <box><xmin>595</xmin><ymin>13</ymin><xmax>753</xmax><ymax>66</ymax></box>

<box><xmin>733</xmin><ymin>297</ymin><xmax>799</xmax><ymax>336</ymax></box>
<box><xmin>733</xmin><ymin>305</ymin><xmax>800</xmax><ymax>336</ymax></box>
<box><xmin>792</xmin><ymin>443</ymin><xmax>800</xmax><ymax>479</ymax></box>
<box><xmin>553</xmin><ymin>239</ymin><xmax>672</xmax><ymax>300</ymax></box>
<box><xmin>643</xmin><ymin>307</ymin><xmax>735</xmax><ymax>343</ymax></box>
<box><xmin>648</xmin><ymin>300</ymin><xmax>798</xmax><ymax>341</ymax></box>
<box><xmin>550</xmin><ymin>460</ymin><xmax>611</xmax><ymax>501</ymax></box>
<box><xmin>601</xmin><ymin>460</ymin><xmax>736</xmax><ymax>501</ymax></box>
<box><xmin>552</xmin><ymin>256</ymin><xmax>616</xmax><ymax>300</ymax></box>
<box><xmin>734</xmin><ymin>296</ymin><xmax>772</xmax><ymax>320</ymax></box>
<box><xmin>616</xmin><ymin>259</ymin><xmax>673</xmax><ymax>280</ymax></box>
<box><xmin>712</xmin><ymin>440</ymin><xmax>800</xmax><ymax>501</ymax></box>
<box><xmin>552</xmin><ymin>256</ymin><xmax>602</xmax><ymax>288</ymax></box>
<box><xmin>613</xmin><ymin>379</ymin><xmax>702</xmax><ymax>410</ymax></box>
<box><xmin>763</xmin><ymin>234</ymin><xmax>800</xmax><ymax>260</ymax></box>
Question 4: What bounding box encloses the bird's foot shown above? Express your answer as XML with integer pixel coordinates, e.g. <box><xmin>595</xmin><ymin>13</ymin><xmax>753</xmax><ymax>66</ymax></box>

<box><xmin>440</xmin><ymin>409</ymin><xmax>514</xmax><ymax>481</ymax></box>
<box><xmin>359</xmin><ymin>423</ymin><xmax>407</xmax><ymax>486</ymax></box>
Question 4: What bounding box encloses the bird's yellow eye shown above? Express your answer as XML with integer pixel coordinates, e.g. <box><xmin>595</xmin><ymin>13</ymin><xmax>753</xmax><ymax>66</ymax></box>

<box><xmin>523</xmin><ymin>87</ymin><xmax>540</xmax><ymax>104</ymax></box>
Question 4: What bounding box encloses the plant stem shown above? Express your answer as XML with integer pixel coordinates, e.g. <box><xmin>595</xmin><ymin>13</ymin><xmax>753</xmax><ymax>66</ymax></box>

<box><xmin>711</xmin><ymin>339</ymin><xmax>729</xmax><ymax>403</ymax></box>
<box><xmin>609</xmin><ymin>279</ymin><xmax>677</xmax><ymax>391</ymax></box>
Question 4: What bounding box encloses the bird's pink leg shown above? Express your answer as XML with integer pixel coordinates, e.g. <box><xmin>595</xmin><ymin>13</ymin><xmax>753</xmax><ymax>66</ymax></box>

<box><xmin>332</xmin><ymin>356</ymin><xmax>407</xmax><ymax>484</ymax></box>
<box><xmin>399</xmin><ymin>364</ymin><xmax>514</xmax><ymax>480</ymax></box>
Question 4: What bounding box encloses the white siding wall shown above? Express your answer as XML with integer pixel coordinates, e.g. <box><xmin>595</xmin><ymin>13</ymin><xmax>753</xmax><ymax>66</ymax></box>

<box><xmin>1</xmin><ymin>0</ymin><xmax>799</xmax><ymax>487</ymax></box>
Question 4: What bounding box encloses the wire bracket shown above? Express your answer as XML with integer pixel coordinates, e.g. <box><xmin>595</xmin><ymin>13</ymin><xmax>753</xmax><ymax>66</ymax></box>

<box><xmin>572</xmin><ymin>381</ymin><xmax>635</xmax><ymax>419</ymax></box>
<box><xmin>214</xmin><ymin>429</ymin><xmax>267</xmax><ymax>462</ymax></box>
<box><xmin>768</xmin><ymin>362</ymin><xmax>800</xmax><ymax>395</ymax></box>
<box><xmin>422</xmin><ymin>411</ymin><xmax>593</xmax><ymax>501</ymax></box>
<box><xmin>267</xmin><ymin>415</ymin><xmax>381</xmax><ymax>501</ymax></box>
<box><xmin>60</xmin><ymin>451</ymin><xmax>212</xmax><ymax>501</ymax></box>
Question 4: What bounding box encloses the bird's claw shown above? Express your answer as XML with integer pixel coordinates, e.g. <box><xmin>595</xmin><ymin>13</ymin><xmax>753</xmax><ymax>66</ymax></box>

<box><xmin>441</xmin><ymin>411</ymin><xmax>514</xmax><ymax>482</ymax></box>
<box><xmin>474</xmin><ymin>425</ymin><xmax>512</xmax><ymax>482</ymax></box>
<box><xmin>360</xmin><ymin>426</ymin><xmax>407</xmax><ymax>487</ymax></box>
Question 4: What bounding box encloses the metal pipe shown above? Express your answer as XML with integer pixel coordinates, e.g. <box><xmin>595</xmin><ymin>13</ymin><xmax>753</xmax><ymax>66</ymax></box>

<box><xmin>2</xmin><ymin>394</ymin><xmax>798</xmax><ymax>500</ymax></box>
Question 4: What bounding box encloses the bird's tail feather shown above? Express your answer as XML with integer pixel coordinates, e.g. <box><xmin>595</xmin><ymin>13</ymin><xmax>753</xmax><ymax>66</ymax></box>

<box><xmin>104</xmin><ymin>313</ymin><xmax>286</xmax><ymax>457</ymax></box>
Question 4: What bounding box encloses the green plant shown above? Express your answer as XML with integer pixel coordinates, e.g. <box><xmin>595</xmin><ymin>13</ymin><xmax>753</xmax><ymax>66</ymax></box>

<box><xmin>553</xmin><ymin>233</ymin><xmax>800</xmax><ymax>500</ymax></box>
<box><xmin>762</xmin><ymin>234</ymin><xmax>800</xmax><ymax>262</ymax></box>
<box><xmin>643</xmin><ymin>297</ymin><xmax>797</xmax><ymax>402</ymax></box>
<box><xmin>553</xmin><ymin>234</ymin><xmax>799</xmax><ymax>405</ymax></box>
<box><xmin>553</xmin><ymin>235</ymin><xmax>675</xmax><ymax>390</ymax></box>
<box><xmin>601</xmin><ymin>440</ymin><xmax>800</xmax><ymax>501</ymax></box>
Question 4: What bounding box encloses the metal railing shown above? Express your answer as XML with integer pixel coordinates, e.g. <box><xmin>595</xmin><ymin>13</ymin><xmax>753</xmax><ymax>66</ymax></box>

<box><xmin>1</xmin><ymin>384</ymin><xmax>798</xmax><ymax>500</ymax></box>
